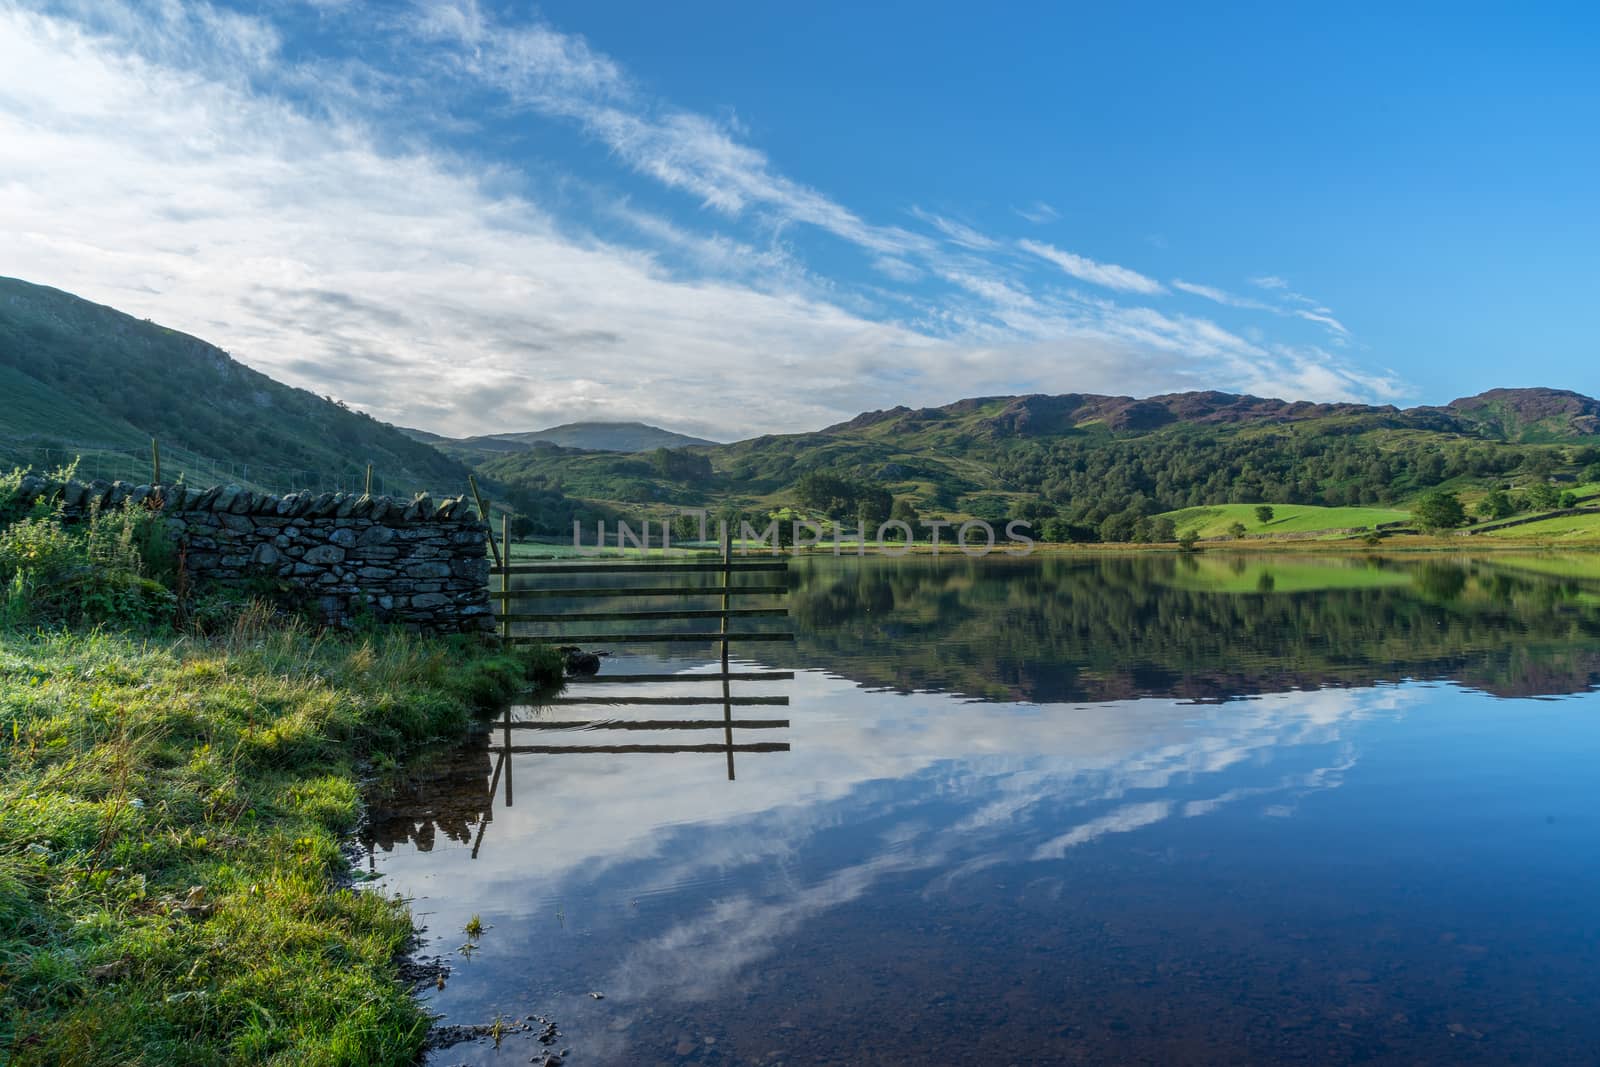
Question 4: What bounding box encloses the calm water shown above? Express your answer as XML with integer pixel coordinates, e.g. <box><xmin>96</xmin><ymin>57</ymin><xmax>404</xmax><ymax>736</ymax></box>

<box><xmin>362</xmin><ymin>554</ymin><xmax>1600</xmax><ymax>1065</ymax></box>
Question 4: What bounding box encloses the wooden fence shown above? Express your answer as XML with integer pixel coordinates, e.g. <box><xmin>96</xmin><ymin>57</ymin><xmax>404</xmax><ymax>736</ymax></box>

<box><xmin>479</xmin><ymin>529</ymin><xmax>794</xmax><ymax>793</ymax></box>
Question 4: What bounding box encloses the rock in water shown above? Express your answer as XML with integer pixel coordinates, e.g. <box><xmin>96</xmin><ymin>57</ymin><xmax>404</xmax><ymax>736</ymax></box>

<box><xmin>563</xmin><ymin>650</ymin><xmax>602</xmax><ymax>676</ymax></box>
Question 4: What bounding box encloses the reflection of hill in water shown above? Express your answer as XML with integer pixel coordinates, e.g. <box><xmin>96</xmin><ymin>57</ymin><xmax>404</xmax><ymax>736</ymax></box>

<box><xmin>779</xmin><ymin>555</ymin><xmax>1600</xmax><ymax>701</ymax></box>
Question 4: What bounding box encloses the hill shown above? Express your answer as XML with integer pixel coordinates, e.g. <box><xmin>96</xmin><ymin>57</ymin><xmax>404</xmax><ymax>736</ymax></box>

<box><xmin>6</xmin><ymin>277</ymin><xmax>1596</xmax><ymax>542</ymax></box>
<box><xmin>1427</xmin><ymin>387</ymin><xmax>1600</xmax><ymax>441</ymax></box>
<box><xmin>406</xmin><ymin>421</ymin><xmax>716</xmax><ymax>461</ymax></box>
<box><xmin>0</xmin><ymin>278</ymin><xmax>469</xmax><ymax>494</ymax></box>
<box><xmin>480</xmin><ymin>387</ymin><xmax>1600</xmax><ymax>539</ymax></box>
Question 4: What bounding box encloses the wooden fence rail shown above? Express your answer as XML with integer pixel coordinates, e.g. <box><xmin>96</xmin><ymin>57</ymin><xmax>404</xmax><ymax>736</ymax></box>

<box><xmin>477</xmin><ymin>522</ymin><xmax>794</xmax><ymax>790</ymax></box>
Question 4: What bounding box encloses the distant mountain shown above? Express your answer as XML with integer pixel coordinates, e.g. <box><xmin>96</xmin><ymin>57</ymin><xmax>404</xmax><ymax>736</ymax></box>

<box><xmin>829</xmin><ymin>388</ymin><xmax>1600</xmax><ymax>441</ymax></box>
<box><xmin>480</xmin><ymin>386</ymin><xmax>1600</xmax><ymax>536</ymax></box>
<box><xmin>6</xmin><ymin>274</ymin><xmax>1594</xmax><ymax>539</ymax></box>
<box><xmin>0</xmin><ymin>278</ymin><xmax>469</xmax><ymax>493</ymax></box>
<box><xmin>1434</xmin><ymin>388</ymin><xmax>1600</xmax><ymax>441</ymax></box>
<box><xmin>407</xmin><ymin>420</ymin><xmax>717</xmax><ymax>458</ymax></box>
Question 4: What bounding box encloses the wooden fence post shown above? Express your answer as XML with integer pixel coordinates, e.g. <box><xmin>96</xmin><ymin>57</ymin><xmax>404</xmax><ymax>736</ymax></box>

<box><xmin>469</xmin><ymin>474</ymin><xmax>502</xmax><ymax>569</ymax></box>
<box><xmin>721</xmin><ymin>521</ymin><xmax>734</xmax><ymax>779</ymax></box>
<box><xmin>501</xmin><ymin>513</ymin><xmax>512</xmax><ymax>644</ymax></box>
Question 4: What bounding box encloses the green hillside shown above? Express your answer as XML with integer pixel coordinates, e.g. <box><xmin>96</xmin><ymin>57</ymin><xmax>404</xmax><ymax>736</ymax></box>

<box><xmin>1164</xmin><ymin>504</ymin><xmax>1411</xmax><ymax>539</ymax></box>
<box><xmin>1478</xmin><ymin>511</ymin><xmax>1600</xmax><ymax>540</ymax></box>
<box><xmin>480</xmin><ymin>388</ymin><xmax>1600</xmax><ymax>540</ymax></box>
<box><xmin>0</xmin><ymin>278</ymin><xmax>469</xmax><ymax>495</ymax></box>
<box><xmin>7</xmin><ymin>278</ymin><xmax>1600</xmax><ymax>543</ymax></box>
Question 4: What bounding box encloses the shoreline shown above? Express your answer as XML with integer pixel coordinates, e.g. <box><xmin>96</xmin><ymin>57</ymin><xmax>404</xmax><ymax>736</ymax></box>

<box><xmin>0</xmin><ymin>624</ymin><xmax>561</xmax><ymax>1066</ymax></box>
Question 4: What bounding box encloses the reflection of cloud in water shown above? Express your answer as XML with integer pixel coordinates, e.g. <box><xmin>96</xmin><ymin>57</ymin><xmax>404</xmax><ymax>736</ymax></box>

<box><xmin>384</xmin><ymin>667</ymin><xmax>1420</xmax><ymax>1060</ymax></box>
<box><xmin>589</xmin><ymin>682</ymin><xmax>1413</xmax><ymax>1011</ymax></box>
<box><xmin>410</xmin><ymin>677</ymin><xmax>1409</xmax><ymax>891</ymax></box>
<box><xmin>1032</xmin><ymin>800</ymin><xmax>1174</xmax><ymax>859</ymax></box>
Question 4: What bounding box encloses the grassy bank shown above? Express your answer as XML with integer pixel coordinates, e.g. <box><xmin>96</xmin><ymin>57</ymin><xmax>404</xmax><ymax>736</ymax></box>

<box><xmin>1163</xmin><ymin>502</ymin><xmax>1410</xmax><ymax>539</ymax></box>
<box><xmin>0</xmin><ymin>618</ymin><xmax>561</xmax><ymax>1066</ymax></box>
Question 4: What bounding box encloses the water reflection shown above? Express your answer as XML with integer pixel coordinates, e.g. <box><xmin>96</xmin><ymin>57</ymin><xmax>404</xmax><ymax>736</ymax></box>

<box><xmin>361</xmin><ymin>555</ymin><xmax>1600</xmax><ymax>1065</ymax></box>
<box><xmin>780</xmin><ymin>553</ymin><xmax>1600</xmax><ymax>700</ymax></box>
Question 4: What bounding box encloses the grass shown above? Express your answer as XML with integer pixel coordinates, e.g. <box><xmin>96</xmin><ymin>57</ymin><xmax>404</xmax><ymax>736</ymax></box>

<box><xmin>1476</xmin><ymin>510</ymin><xmax>1600</xmax><ymax>541</ymax></box>
<box><xmin>1162</xmin><ymin>503</ymin><xmax>1410</xmax><ymax>539</ymax></box>
<box><xmin>0</xmin><ymin>616</ymin><xmax>561</xmax><ymax>1066</ymax></box>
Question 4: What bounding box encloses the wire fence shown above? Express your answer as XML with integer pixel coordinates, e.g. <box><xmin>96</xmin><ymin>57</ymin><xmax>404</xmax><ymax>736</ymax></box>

<box><xmin>0</xmin><ymin>436</ymin><xmax>465</xmax><ymax>500</ymax></box>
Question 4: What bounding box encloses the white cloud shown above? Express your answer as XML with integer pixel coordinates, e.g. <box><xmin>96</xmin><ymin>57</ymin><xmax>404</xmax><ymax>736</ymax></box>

<box><xmin>1018</xmin><ymin>239</ymin><xmax>1166</xmax><ymax>294</ymax></box>
<box><xmin>1189</xmin><ymin>277</ymin><xmax>1351</xmax><ymax>340</ymax></box>
<box><xmin>0</xmin><ymin>0</ymin><xmax>1397</xmax><ymax>440</ymax></box>
<box><xmin>910</xmin><ymin>207</ymin><xmax>1000</xmax><ymax>251</ymax></box>
<box><xmin>1014</xmin><ymin>200</ymin><xmax>1059</xmax><ymax>223</ymax></box>
<box><xmin>1172</xmin><ymin>279</ymin><xmax>1271</xmax><ymax>310</ymax></box>
<box><xmin>1291</xmin><ymin>307</ymin><xmax>1349</xmax><ymax>335</ymax></box>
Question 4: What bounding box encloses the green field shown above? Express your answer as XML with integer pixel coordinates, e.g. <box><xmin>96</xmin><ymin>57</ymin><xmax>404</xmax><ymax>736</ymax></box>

<box><xmin>1478</xmin><ymin>511</ymin><xmax>1600</xmax><ymax>541</ymax></box>
<box><xmin>1163</xmin><ymin>503</ymin><xmax>1410</xmax><ymax>539</ymax></box>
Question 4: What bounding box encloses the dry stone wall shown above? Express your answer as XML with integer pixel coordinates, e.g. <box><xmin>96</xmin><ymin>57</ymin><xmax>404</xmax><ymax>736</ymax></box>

<box><xmin>12</xmin><ymin>475</ymin><xmax>493</xmax><ymax>632</ymax></box>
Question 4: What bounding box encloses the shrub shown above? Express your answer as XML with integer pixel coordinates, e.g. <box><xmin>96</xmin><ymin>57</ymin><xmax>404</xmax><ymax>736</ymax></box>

<box><xmin>1412</xmin><ymin>491</ymin><xmax>1466</xmax><ymax>532</ymax></box>
<box><xmin>1476</xmin><ymin>490</ymin><xmax>1516</xmax><ymax>520</ymax></box>
<box><xmin>1525</xmin><ymin>482</ymin><xmax>1561</xmax><ymax>510</ymax></box>
<box><xmin>0</xmin><ymin>498</ymin><xmax>175</xmax><ymax>629</ymax></box>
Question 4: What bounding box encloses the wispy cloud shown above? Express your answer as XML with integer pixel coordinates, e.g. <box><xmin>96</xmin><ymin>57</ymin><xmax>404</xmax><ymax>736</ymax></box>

<box><xmin>1018</xmin><ymin>239</ymin><xmax>1166</xmax><ymax>294</ymax></box>
<box><xmin>1191</xmin><ymin>277</ymin><xmax>1349</xmax><ymax>339</ymax></box>
<box><xmin>1291</xmin><ymin>307</ymin><xmax>1349</xmax><ymax>336</ymax></box>
<box><xmin>1172</xmin><ymin>279</ymin><xmax>1271</xmax><ymax>310</ymax></box>
<box><xmin>0</xmin><ymin>0</ymin><xmax>1394</xmax><ymax>439</ymax></box>
<box><xmin>405</xmin><ymin>0</ymin><xmax>935</xmax><ymax>259</ymax></box>
<box><xmin>910</xmin><ymin>207</ymin><xmax>1001</xmax><ymax>251</ymax></box>
<box><xmin>1014</xmin><ymin>201</ymin><xmax>1060</xmax><ymax>223</ymax></box>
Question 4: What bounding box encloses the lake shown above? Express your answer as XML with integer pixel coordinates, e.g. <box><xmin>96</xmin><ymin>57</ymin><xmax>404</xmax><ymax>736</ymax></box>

<box><xmin>362</xmin><ymin>553</ymin><xmax>1600</xmax><ymax>1065</ymax></box>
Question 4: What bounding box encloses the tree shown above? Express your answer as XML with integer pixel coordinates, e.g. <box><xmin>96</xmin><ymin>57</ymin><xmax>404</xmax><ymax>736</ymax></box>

<box><xmin>1525</xmin><ymin>450</ymin><xmax>1558</xmax><ymax>476</ymax></box>
<box><xmin>649</xmin><ymin>447</ymin><xmax>713</xmax><ymax>483</ymax></box>
<box><xmin>1525</xmin><ymin>482</ymin><xmax>1561</xmax><ymax>510</ymax></box>
<box><xmin>1254</xmin><ymin>504</ymin><xmax>1275</xmax><ymax>525</ymax></box>
<box><xmin>1177</xmin><ymin>528</ymin><xmax>1199</xmax><ymax>552</ymax></box>
<box><xmin>1412</xmin><ymin>490</ymin><xmax>1466</xmax><ymax>532</ymax></box>
<box><xmin>1476</xmin><ymin>490</ymin><xmax>1515</xmax><ymax>520</ymax></box>
<box><xmin>1571</xmin><ymin>446</ymin><xmax>1600</xmax><ymax>467</ymax></box>
<box><xmin>1099</xmin><ymin>508</ymin><xmax>1142</xmax><ymax>543</ymax></box>
<box><xmin>1043</xmin><ymin>518</ymin><xmax>1099</xmax><ymax>543</ymax></box>
<box><xmin>856</xmin><ymin>486</ymin><xmax>892</xmax><ymax>531</ymax></box>
<box><xmin>1560</xmin><ymin>491</ymin><xmax>1579</xmax><ymax>509</ymax></box>
<box><xmin>890</xmin><ymin>497</ymin><xmax>920</xmax><ymax>527</ymax></box>
<box><xmin>1228</xmin><ymin>521</ymin><xmax>1248</xmax><ymax>539</ymax></box>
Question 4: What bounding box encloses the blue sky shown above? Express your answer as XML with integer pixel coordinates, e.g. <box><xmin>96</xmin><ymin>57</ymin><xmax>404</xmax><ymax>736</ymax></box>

<box><xmin>1</xmin><ymin>1</ymin><xmax>1595</xmax><ymax>438</ymax></box>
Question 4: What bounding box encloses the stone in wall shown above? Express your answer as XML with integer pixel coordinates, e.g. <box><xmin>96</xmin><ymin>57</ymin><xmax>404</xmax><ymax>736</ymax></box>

<box><xmin>7</xmin><ymin>476</ymin><xmax>494</xmax><ymax>633</ymax></box>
